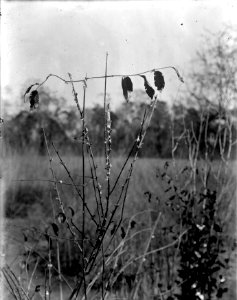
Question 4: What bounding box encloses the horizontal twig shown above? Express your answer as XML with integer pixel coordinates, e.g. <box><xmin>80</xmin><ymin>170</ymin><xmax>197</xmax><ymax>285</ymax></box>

<box><xmin>35</xmin><ymin>66</ymin><xmax>183</xmax><ymax>89</ymax></box>
<box><xmin>11</xmin><ymin>178</ymin><xmax>89</xmax><ymax>187</ymax></box>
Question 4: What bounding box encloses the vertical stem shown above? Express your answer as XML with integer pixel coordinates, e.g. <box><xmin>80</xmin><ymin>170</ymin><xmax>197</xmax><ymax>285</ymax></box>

<box><xmin>68</xmin><ymin>72</ymin><xmax>104</xmax><ymax>220</ymax></box>
<box><xmin>171</xmin><ymin>117</ymin><xmax>176</xmax><ymax>169</ymax></box>
<box><xmin>49</xmin><ymin>170</ymin><xmax>63</xmax><ymax>300</ymax></box>
<box><xmin>132</xmin><ymin>212</ymin><xmax>162</xmax><ymax>300</ymax></box>
<box><xmin>102</xmin><ymin>52</ymin><xmax>108</xmax><ymax>299</ymax></box>
<box><xmin>44</xmin><ymin>269</ymin><xmax>47</xmax><ymax>300</ymax></box>
<box><xmin>104</xmin><ymin>52</ymin><xmax>109</xmax><ymax>156</ymax></box>
<box><xmin>47</xmin><ymin>237</ymin><xmax>52</xmax><ymax>300</ymax></box>
<box><xmin>193</xmin><ymin>113</ymin><xmax>203</xmax><ymax>195</ymax></box>
<box><xmin>203</xmin><ymin>110</ymin><xmax>210</xmax><ymax>210</ymax></box>
<box><xmin>226</xmin><ymin>118</ymin><xmax>232</xmax><ymax>161</ymax></box>
<box><xmin>104</xmin><ymin>53</ymin><xmax>111</xmax><ymax>208</ymax></box>
<box><xmin>56</xmin><ymin>241</ymin><xmax>63</xmax><ymax>300</ymax></box>
<box><xmin>68</xmin><ymin>72</ymin><xmax>83</xmax><ymax>118</ymax></box>
<box><xmin>82</xmin><ymin>80</ymin><xmax>87</xmax><ymax>299</ymax></box>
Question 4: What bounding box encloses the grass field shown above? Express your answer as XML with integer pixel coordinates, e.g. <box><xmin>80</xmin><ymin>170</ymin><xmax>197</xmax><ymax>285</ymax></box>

<box><xmin>1</xmin><ymin>153</ymin><xmax>237</xmax><ymax>299</ymax></box>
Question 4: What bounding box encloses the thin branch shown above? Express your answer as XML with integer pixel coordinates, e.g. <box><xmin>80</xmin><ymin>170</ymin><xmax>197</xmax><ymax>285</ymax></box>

<box><xmin>110</xmin><ymin>230</ymin><xmax>188</xmax><ymax>291</ymax></box>
<box><xmin>68</xmin><ymin>72</ymin><xmax>83</xmax><ymax>117</ymax></box>
<box><xmin>52</xmin><ymin>142</ymin><xmax>98</xmax><ymax>226</ymax></box>
<box><xmin>132</xmin><ymin>212</ymin><xmax>162</xmax><ymax>300</ymax></box>
<box><xmin>33</xmin><ymin>66</ymin><xmax>183</xmax><ymax>89</ymax></box>
<box><xmin>81</xmin><ymin>79</ymin><xmax>88</xmax><ymax>299</ymax></box>
<box><xmin>102</xmin><ymin>52</ymin><xmax>109</xmax><ymax>300</ymax></box>
<box><xmin>11</xmin><ymin>178</ymin><xmax>87</xmax><ymax>187</ymax></box>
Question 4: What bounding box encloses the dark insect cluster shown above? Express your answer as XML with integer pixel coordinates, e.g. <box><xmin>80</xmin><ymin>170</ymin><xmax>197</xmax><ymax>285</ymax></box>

<box><xmin>140</xmin><ymin>75</ymin><xmax>155</xmax><ymax>99</ymax></box>
<box><xmin>121</xmin><ymin>70</ymin><xmax>166</xmax><ymax>102</ymax></box>
<box><xmin>24</xmin><ymin>84</ymin><xmax>40</xmax><ymax>110</ymax></box>
<box><xmin>154</xmin><ymin>71</ymin><xmax>165</xmax><ymax>91</ymax></box>
<box><xmin>121</xmin><ymin>76</ymin><xmax>133</xmax><ymax>102</ymax></box>
<box><xmin>29</xmin><ymin>90</ymin><xmax>39</xmax><ymax>110</ymax></box>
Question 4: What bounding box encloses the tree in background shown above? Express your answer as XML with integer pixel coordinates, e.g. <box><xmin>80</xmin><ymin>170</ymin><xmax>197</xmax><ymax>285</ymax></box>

<box><xmin>187</xmin><ymin>28</ymin><xmax>237</xmax><ymax>111</ymax></box>
<box><xmin>172</xmin><ymin>28</ymin><xmax>237</xmax><ymax>160</ymax></box>
<box><xmin>114</xmin><ymin>90</ymin><xmax>172</xmax><ymax>157</ymax></box>
<box><xmin>141</xmin><ymin>100</ymin><xmax>172</xmax><ymax>157</ymax></box>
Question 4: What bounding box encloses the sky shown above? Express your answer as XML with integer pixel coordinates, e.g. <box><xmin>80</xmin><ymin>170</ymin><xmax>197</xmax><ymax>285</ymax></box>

<box><xmin>1</xmin><ymin>0</ymin><xmax>237</xmax><ymax>115</ymax></box>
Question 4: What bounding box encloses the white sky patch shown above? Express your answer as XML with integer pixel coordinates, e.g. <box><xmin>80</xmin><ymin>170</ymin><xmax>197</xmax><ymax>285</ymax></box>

<box><xmin>1</xmin><ymin>1</ymin><xmax>237</xmax><ymax>115</ymax></box>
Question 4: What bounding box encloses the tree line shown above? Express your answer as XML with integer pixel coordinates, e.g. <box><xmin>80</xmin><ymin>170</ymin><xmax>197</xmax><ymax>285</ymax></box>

<box><xmin>4</xmin><ymin>88</ymin><xmax>237</xmax><ymax>159</ymax></box>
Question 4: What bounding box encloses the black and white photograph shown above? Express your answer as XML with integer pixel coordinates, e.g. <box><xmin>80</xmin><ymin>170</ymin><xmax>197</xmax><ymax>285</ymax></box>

<box><xmin>0</xmin><ymin>1</ymin><xmax>237</xmax><ymax>299</ymax></box>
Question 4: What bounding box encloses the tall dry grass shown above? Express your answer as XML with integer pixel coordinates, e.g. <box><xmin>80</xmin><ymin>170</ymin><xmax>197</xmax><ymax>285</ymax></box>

<box><xmin>2</xmin><ymin>152</ymin><xmax>236</xmax><ymax>299</ymax></box>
